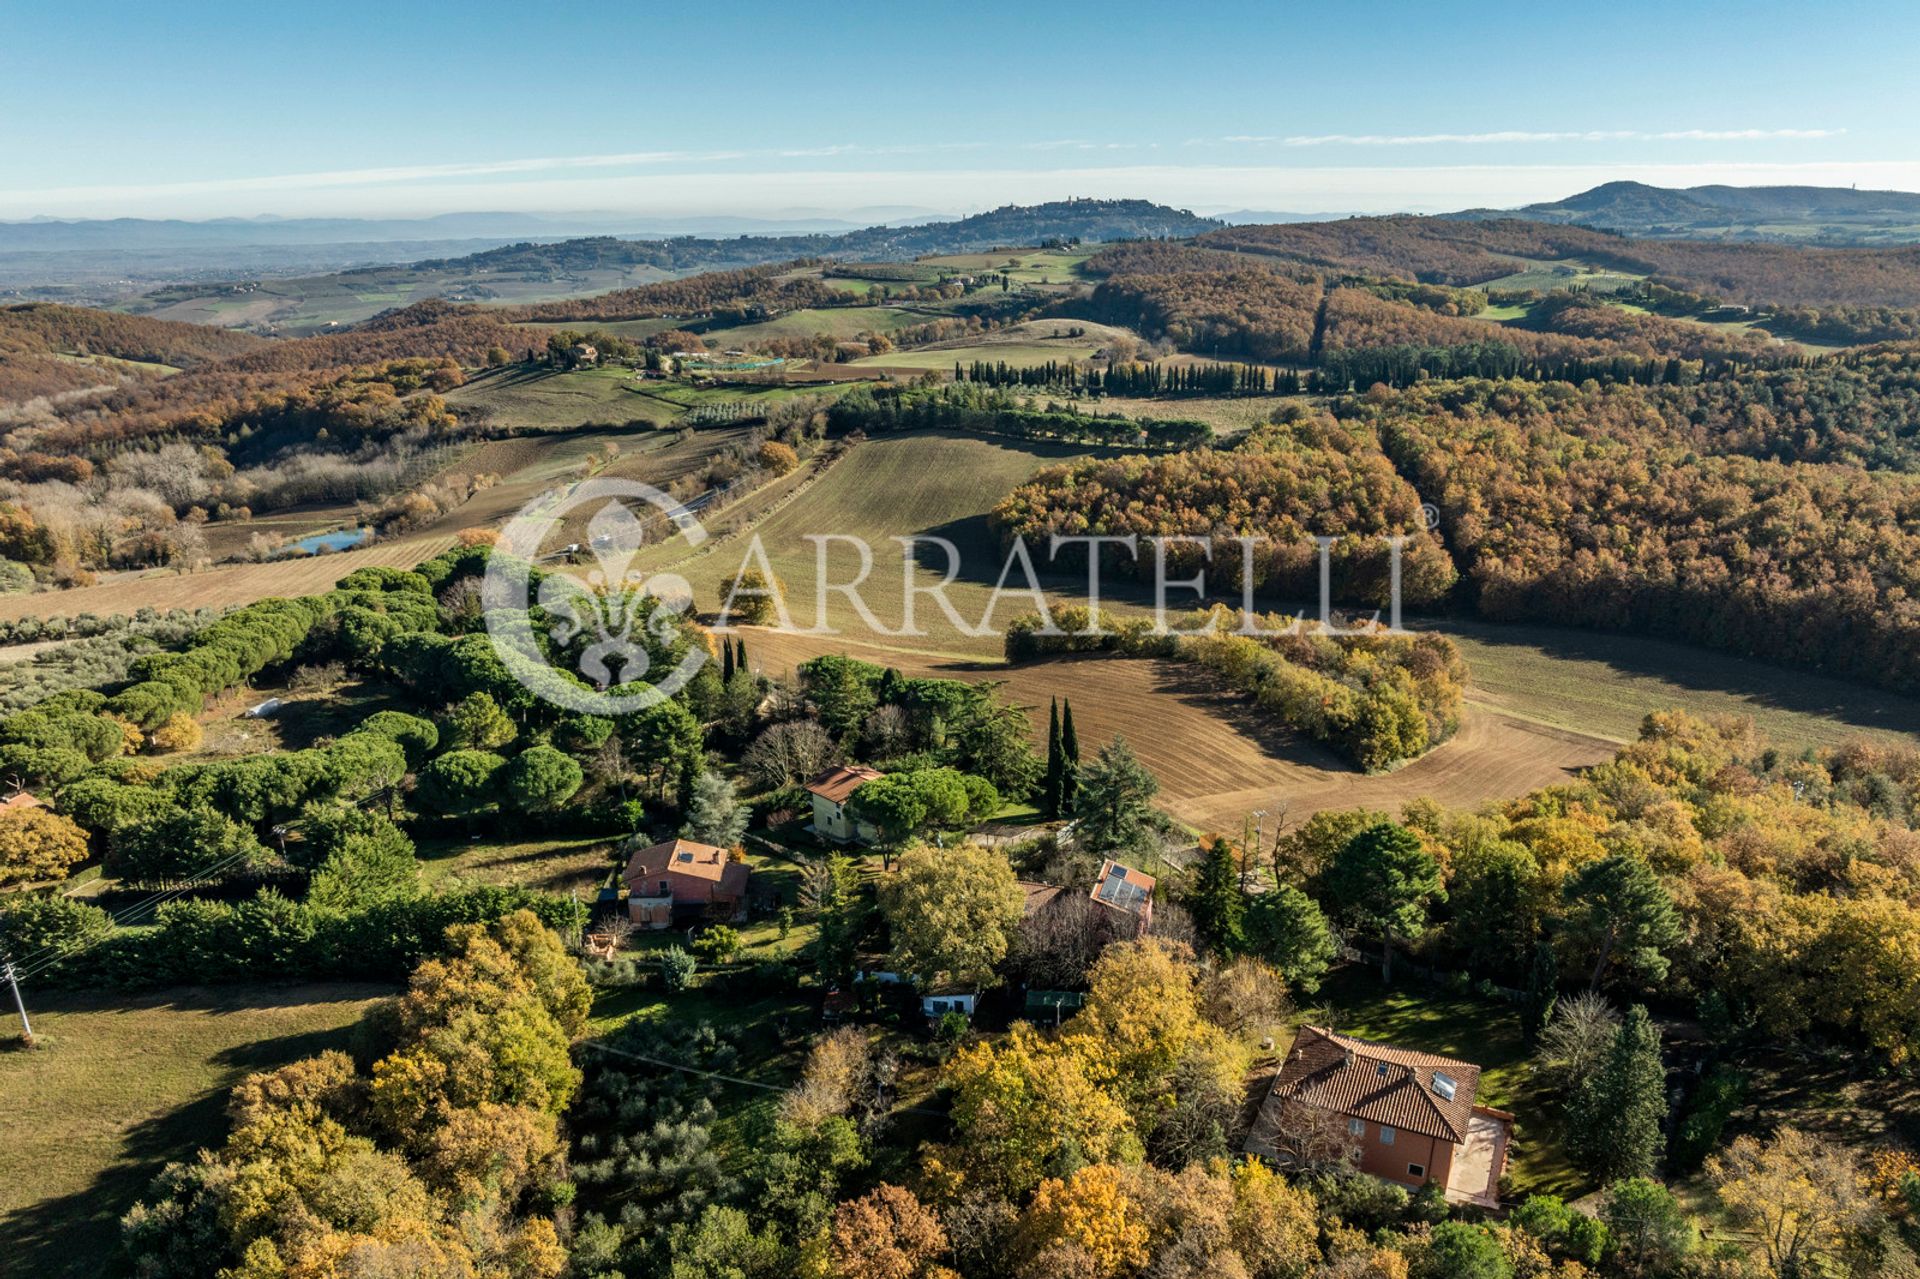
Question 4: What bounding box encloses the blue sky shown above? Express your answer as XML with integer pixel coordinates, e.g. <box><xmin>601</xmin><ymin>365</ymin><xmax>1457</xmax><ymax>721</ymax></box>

<box><xmin>4</xmin><ymin>0</ymin><xmax>1916</xmax><ymax>220</ymax></box>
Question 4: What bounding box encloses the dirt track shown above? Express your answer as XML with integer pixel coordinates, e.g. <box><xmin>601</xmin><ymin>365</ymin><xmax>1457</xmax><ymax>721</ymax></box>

<box><xmin>0</xmin><ymin>535</ymin><xmax>455</xmax><ymax>622</ymax></box>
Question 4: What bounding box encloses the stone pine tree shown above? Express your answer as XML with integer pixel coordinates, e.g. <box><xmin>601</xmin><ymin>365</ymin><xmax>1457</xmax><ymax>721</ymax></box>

<box><xmin>1568</xmin><ymin>1003</ymin><xmax>1666</xmax><ymax>1183</ymax></box>
<box><xmin>1188</xmin><ymin>835</ymin><xmax>1247</xmax><ymax>957</ymax></box>
<box><xmin>1522</xmin><ymin>941</ymin><xmax>1560</xmax><ymax>1044</ymax></box>
<box><xmin>1323</xmin><ymin>821</ymin><xmax>1444</xmax><ymax>984</ymax></box>
<box><xmin>1058</xmin><ymin>698</ymin><xmax>1081</xmax><ymax>815</ymax></box>
<box><xmin>1042</xmin><ymin>698</ymin><xmax>1063</xmax><ymax>820</ymax></box>
<box><xmin>1562</xmin><ymin>854</ymin><xmax>1681</xmax><ymax>992</ymax></box>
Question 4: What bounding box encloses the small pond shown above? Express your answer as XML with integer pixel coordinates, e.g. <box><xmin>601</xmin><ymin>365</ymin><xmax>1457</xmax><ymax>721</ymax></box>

<box><xmin>282</xmin><ymin>527</ymin><xmax>371</xmax><ymax>556</ymax></box>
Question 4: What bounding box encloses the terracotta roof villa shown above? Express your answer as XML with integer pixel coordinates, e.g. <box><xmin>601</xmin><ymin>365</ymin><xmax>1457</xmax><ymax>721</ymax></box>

<box><xmin>621</xmin><ymin>837</ymin><xmax>751</xmax><ymax>927</ymax></box>
<box><xmin>806</xmin><ymin>765</ymin><xmax>884</xmax><ymax>843</ymax></box>
<box><xmin>1245</xmin><ymin>1026</ymin><xmax>1513</xmax><ymax>1208</ymax></box>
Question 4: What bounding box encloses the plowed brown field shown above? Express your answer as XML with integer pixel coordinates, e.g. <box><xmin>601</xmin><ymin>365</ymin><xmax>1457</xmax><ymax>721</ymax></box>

<box><xmin>739</xmin><ymin>629</ymin><xmax>1615</xmax><ymax>833</ymax></box>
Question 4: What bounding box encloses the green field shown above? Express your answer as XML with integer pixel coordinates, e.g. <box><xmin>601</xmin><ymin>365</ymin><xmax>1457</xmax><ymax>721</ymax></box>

<box><xmin>1476</xmin><ymin>257</ymin><xmax>1643</xmax><ymax>294</ymax></box>
<box><xmin>647</xmin><ymin>429</ymin><xmax>1114</xmax><ymax>651</ymax></box>
<box><xmin>417</xmin><ymin>833</ymin><xmax>617</xmax><ymax>894</ymax></box>
<box><xmin>1094</xmin><ymin>394</ymin><xmax>1295</xmax><ymax>435</ymax></box>
<box><xmin>1433</xmin><ymin>617</ymin><xmax>1920</xmax><ymax>751</ymax></box>
<box><xmin>446</xmin><ymin>365</ymin><xmax>683</xmax><ymax>430</ymax></box>
<box><xmin>0</xmin><ymin>985</ymin><xmax>391</xmax><ymax>1279</ymax></box>
<box><xmin>513</xmin><ymin>316</ymin><xmax>686</xmax><ymax>341</ymax></box>
<box><xmin>848</xmin><ymin>318</ymin><xmax>1133</xmax><ymax>373</ymax></box>
<box><xmin>853</xmin><ymin>341</ymin><xmax>1103</xmax><ymax>371</ymax></box>
<box><xmin>49</xmin><ymin>350</ymin><xmax>183</xmax><ymax>377</ymax></box>
<box><xmin>702</xmin><ymin>305</ymin><xmax>931</xmax><ymax>345</ymax></box>
<box><xmin>919</xmin><ymin>247</ymin><xmax>1095</xmax><ymax>286</ymax></box>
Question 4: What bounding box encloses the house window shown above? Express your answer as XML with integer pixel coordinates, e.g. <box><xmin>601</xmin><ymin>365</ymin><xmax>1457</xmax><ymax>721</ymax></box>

<box><xmin>1432</xmin><ymin>1070</ymin><xmax>1458</xmax><ymax>1101</ymax></box>
<box><xmin>1347</xmin><ymin>1118</ymin><xmax>1363</xmax><ymax>1136</ymax></box>
<box><xmin>1376</xmin><ymin>1062</ymin><xmax>1390</xmax><ymax>1077</ymax></box>
<box><xmin>1408</xmin><ymin>1163</ymin><xmax>1425</xmax><ymax>1178</ymax></box>
<box><xmin>1379</xmin><ymin>1126</ymin><xmax>1395</xmax><ymax>1145</ymax></box>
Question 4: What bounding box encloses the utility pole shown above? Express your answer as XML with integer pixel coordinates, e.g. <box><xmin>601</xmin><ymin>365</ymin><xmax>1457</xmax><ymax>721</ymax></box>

<box><xmin>4</xmin><ymin>960</ymin><xmax>29</xmax><ymax>1041</ymax></box>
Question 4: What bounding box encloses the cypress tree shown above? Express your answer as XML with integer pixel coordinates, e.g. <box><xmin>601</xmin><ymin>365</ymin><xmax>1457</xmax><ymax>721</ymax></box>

<box><xmin>1042</xmin><ymin>697</ymin><xmax>1063</xmax><ymax>820</ymax></box>
<box><xmin>1059</xmin><ymin>699</ymin><xmax>1081</xmax><ymax>816</ymax></box>
<box><xmin>721</xmin><ymin>638</ymin><xmax>734</xmax><ymax>683</ymax></box>
<box><xmin>1569</xmin><ymin>1004</ymin><xmax>1665</xmax><ymax>1183</ymax></box>
<box><xmin>734</xmin><ymin>638</ymin><xmax>748</xmax><ymax>675</ymax></box>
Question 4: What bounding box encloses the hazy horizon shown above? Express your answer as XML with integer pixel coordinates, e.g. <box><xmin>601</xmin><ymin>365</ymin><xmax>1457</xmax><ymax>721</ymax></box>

<box><xmin>6</xmin><ymin>0</ymin><xmax>1916</xmax><ymax>222</ymax></box>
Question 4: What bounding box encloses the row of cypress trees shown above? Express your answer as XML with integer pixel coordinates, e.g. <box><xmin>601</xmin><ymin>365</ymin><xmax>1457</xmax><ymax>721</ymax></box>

<box><xmin>1040</xmin><ymin>696</ymin><xmax>1080</xmax><ymax>820</ymax></box>
<box><xmin>718</xmin><ymin>637</ymin><xmax>750</xmax><ymax>683</ymax></box>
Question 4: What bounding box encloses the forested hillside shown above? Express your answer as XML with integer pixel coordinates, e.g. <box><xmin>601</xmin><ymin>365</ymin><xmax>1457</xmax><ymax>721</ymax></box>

<box><xmin>0</xmin><ymin>303</ymin><xmax>266</xmax><ymax>402</ymax></box>
<box><xmin>1462</xmin><ymin>179</ymin><xmax>1920</xmax><ymax>245</ymax></box>
<box><xmin>1193</xmin><ymin>215</ymin><xmax>1920</xmax><ymax>308</ymax></box>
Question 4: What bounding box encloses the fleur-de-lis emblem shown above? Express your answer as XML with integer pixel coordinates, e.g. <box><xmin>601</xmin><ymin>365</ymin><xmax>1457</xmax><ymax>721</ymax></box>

<box><xmin>487</xmin><ymin>480</ymin><xmax>711</xmax><ymax>715</ymax></box>
<box><xmin>538</xmin><ymin>502</ymin><xmax>663</xmax><ymax>686</ymax></box>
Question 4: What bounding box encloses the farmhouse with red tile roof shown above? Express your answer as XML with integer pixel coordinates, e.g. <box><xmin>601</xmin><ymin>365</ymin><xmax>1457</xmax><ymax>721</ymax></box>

<box><xmin>1246</xmin><ymin>1026</ymin><xmax>1513</xmax><ymax>1208</ymax></box>
<box><xmin>806</xmin><ymin>765</ymin><xmax>883</xmax><ymax>843</ymax></box>
<box><xmin>621</xmin><ymin>837</ymin><xmax>751</xmax><ymax>928</ymax></box>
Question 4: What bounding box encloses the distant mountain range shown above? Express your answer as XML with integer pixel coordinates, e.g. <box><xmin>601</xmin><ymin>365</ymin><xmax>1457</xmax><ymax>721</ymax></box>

<box><xmin>1450</xmin><ymin>181</ymin><xmax>1920</xmax><ymax>245</ymax></box>
<box><xmin>1</xmin><ymin>199</ymin><xmax>1219</xmax><ymax>299</ymax></box>
<box><xmin>0</xmin><ymin>211</ymin><xmax>902</xmax><ymax>252</ymax></box>
<box><xmin>404</xmin><ymin>199</ymin><xmax>1222</xmax><ymax>274</ymax></box>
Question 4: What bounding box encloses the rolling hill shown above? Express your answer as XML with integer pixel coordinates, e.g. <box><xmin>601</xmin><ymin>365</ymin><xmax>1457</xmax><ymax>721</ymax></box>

<box><xmin>1452</xmin><ymin>180</ymin><xmax>1920</xmax><ymax>245</ymax></box>
<box><xmin>121</xmin><ymin>199</ymin><xmax>1219</xmax><ymax>333</ymax></box>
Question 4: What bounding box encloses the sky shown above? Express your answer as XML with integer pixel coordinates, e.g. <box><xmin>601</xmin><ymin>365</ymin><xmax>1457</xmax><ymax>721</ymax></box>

<box><xmin>4</xmin><ymin>0</ymin><xmax>1918</xmax><ymax>222</ymax></box>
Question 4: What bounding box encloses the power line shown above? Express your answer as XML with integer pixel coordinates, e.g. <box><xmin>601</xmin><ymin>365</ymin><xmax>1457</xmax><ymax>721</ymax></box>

<box><xmin>3</xmin><ymin>961</ymin><xmax>28</xmax><ymax>1039</ymax></box>
<box><xmin>4</xmin><ymin>848</ymin><xmax>254</xmax><ymax>966</ymax></box>
<box><xmin>7</xmin><ymin>851</ymin><xmax>256</xmax><ymax>980</ymax></box>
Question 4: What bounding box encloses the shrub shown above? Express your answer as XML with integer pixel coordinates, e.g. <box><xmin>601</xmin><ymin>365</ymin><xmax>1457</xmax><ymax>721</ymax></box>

<box><xmin>414</xmin><ymin>750</ymin><xmax>507</xmax><ymax>814</ymax></box>
<box><xmin>1670</xmin><ymin>1065</ymin><xmax>1748</xmax><ymax>1172</ymax></box>
<box><xmin>504</xmin><ymin>744</ymin><xmax>584</xmax><ymax>813</ymax></box>
<box><xmin>349</xmin><ymin>710</ymin><xmax>439</xmax><ymax>766</ymax></box>
<box><xmin>0</xmin><ymin>892</ymin><xmax>113</xmax><ymax>974</ymax></box>
<box><xmin>147</xmin><ymin>711</ymin><xmax>203</xmax><ymax>754</ymax></box>
<box><xmin>659</xmin><ymin>945</ymin><xmax>697</xmax><ymax>991</ymax></box>
<box><xmin>690</xmin><ymin>925</ymin><xmax>742</xmax><ymax>964</ymax></box>
<box><xmin>756</xmin><ymin>441</ymin><xmax>799</xmax><ymax>475</ymax></box>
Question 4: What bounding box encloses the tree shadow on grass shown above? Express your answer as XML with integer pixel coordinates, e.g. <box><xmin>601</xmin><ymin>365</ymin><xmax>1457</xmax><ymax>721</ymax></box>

<box><xmin>0</xmin><ymin>992</ymin><xmax>380</xmax><ymax>1279</ymax></box>
<box><xmin>1427</xmin><ymin>616</ymin><xmax>1920</xmax><ymax>739</ymax></box>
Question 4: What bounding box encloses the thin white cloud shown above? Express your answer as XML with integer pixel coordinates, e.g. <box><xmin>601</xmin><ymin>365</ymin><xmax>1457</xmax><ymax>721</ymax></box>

<box><xmin>3</xmin><ymin>128</ymin><xmax>1848</xmax><ymax>215</ymax></box>
<box><xmin>4</xmin><ymin>140</ymin><xmax>1139</xmax><ymax>207</ymax></box>
<box><xmin>9</xmin><ymin>158</ymin><xmax>1912</xmax><ymax>223</ymax></box>
<box><xmin>1200</xmin><ymin>128</ymin><xmax>1844</xmax><ymax>147</ymax></box>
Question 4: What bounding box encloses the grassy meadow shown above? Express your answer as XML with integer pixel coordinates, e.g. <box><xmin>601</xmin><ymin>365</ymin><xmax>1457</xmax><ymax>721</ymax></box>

<box><xmin>0</xmin><ymin>985</ymin><xmax>391</xmax><ymax>1279</ymax></box>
